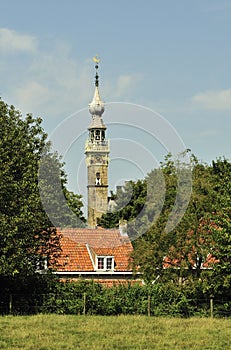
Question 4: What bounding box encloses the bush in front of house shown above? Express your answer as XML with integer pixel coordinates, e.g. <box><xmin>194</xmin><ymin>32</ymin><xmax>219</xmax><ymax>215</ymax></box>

<box><xmin>1</xmin><ymin>275</ymin><xmax>231</xmax><ymax>317</ymax></box>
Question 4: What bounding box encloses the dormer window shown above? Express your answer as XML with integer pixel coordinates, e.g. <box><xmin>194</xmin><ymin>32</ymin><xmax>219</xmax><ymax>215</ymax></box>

<box><xmin>96</xmin><ymin>256</ymin><xmax>114</xmax><ymax>271</ymax></box>
<box><xmin>106</xmin><ymin>257</ymin><xmax>113</xmax><ymax>270</ymax></box>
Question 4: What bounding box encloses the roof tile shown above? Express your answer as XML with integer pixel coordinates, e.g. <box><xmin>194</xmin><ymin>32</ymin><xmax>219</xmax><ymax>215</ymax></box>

<box><xmin>54</xmin><ymin>228</ymin><xmax>133</xmax><ymax>272</ymax></box>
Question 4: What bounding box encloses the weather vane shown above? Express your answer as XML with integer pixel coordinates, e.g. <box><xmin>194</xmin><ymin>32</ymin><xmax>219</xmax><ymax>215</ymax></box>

<box><xmin>93</xmin><ymin>55</ymin><xmax>100</xmax><ymax>87</ymax></box>
<box><xmin>93</xmin><ymin>55</ymin><xmax>100</xmax><ymax>64</ymax></box>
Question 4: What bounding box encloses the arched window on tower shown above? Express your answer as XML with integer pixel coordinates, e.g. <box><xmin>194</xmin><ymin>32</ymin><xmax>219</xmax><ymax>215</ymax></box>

<box><xmin>90</xmin><ymin>130</ymin><xmax>94</xmax><ymax>142</ymax></box>
<box><xmin>95</xmin><ymin>130</ymin><xmax>100</xmax><ymax>140</ymax></box>
<box><xmin>96</xmin><ymin>172</ymin><xmax>101</xmax><ymax>185</ymax></box>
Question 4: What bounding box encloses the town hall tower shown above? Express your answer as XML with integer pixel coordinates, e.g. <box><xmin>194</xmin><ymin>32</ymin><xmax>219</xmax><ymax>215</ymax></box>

<box><xmin>85</xmin><ymin>60</ymin><xmax>110</xmax><ymax>227</ymax></box>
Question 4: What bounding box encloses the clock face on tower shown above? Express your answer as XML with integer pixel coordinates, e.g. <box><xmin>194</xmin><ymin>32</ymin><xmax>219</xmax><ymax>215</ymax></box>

<box><xmin>95</xmin><ymin>155</ymin><xmax>102</xmax><ymax>163</ymax></box>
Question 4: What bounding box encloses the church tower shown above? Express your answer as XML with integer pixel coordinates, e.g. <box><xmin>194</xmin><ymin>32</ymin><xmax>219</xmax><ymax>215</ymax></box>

<box><xmin>85</xmin><ymin>60</ymin><xmax>110</xmax><ymax>227</ymax></box>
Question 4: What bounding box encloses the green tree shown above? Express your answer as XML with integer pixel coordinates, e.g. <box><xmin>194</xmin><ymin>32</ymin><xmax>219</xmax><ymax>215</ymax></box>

<box><xmin>205</xmin><ymin>158</ymin><xmax>231</xmax><ymax>292</ymax></box>
<box><xmin>129</xmin><ymin>154</ymin><xmax>214</xmax><ymax>281</ymax></box>
<box><xmin>130</xmin><ymin>154</ymin><xmax>180</xmax><ymax>281</ymax></box>
<box><xmin>98</xmin><ymin>179</ymin><xmax>147</xmax><ymax>229</ymax></box>
<box><xmin>0</xmin><ymin>99</ymin><xmax>85</xmax><ymax>277</ymax></box>
<box><xmin>133</xmin><ymin>156</ymin><xmax>231</xmax><ymax>283</ymax></box>
<box><xmin>167</xmin><ymin>160</ymin><xmax>215</xmax><ymax>276</ymax></box>
<box><xmin>212</xmin><ymin>157</ymin><xmax>231</xmax><ymax>209</ymax></box>
<box><xmin>38</xmin><ymin>151</ymin><xmax>85</xmax><ymax>227</ymax></box>
<box><xmin>98</xmin><ymin>150</ymin><xmax>231</xmax><ymax>286</ymax></box>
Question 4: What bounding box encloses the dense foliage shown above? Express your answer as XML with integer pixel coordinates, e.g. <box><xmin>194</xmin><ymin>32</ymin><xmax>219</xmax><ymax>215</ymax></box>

<box><xmin>98</xmin><ymin>179</ymin><xmax>147</xmax><ymax>228</ymax></box>
<box><xmin>100</xmin><ymin>153</ymin><xmax>231</xmax><ymax>287</ymax></box>
<box><xmin>0</xmin><ymin>99</ymin><xmax>85</xmax><ymax>277</ymax></box>
<box><xmin>0</xmin><ymin>277</ymin><xmax>231</xmax><ymax>317</ymax></box>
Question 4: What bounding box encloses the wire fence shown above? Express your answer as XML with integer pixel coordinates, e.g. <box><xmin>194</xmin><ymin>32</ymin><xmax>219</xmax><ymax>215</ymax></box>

<box><xmin>1</xmin><ymin>293</ymin><xmax>231</xmax><ymax>318</ymax></box>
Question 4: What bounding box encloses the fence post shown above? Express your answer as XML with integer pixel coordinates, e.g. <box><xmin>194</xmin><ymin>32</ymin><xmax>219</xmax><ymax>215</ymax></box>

<box><xmin>9</xmin><ymin>294</ymin><xmax>13</xmax><ymax>315</ymax></box>
<box><xmin>210</xmin><ymin>296</ymin><xmax>214</xmax><ymax>318</ymax></box>
<box><xmin>147</xmin><ymin>294</ymin><xmax>151</xmax><ymax>317</ymax></box>
<box><xmin>83</xmin><ymin>292</ymin><xmax>86</xmax><ymax>315</ymax></box>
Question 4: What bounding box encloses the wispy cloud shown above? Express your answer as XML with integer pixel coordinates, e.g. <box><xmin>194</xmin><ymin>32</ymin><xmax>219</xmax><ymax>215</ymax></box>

<box><xmin>0</xmin><ymin>28</ymin><xmax>144</xmax><ymax>124</ymax></box>
<box><xmin>114</xmin><ymin>74</ymin><xmax>142</xmax><ymax>99</ymax></box>
<box><xmin>199</xmin><ymin>129</ymin><xmax>219</xmax><ymax>138</ymax></box>
<box><xmin>15</xmin><ymin>81</ymin><xmax>52</xmax><ymax>112</ymax></box>
<box><xmin>0</xmin><ymin>28</ymin><xmax>37</xmax><ymax>53</ymax></box>
<box><xmin>102</xmin><ymin>73</ymin><xmax>143</xmax><ymax>103</ymax></box>
<box><xmin>192</xmin><ymin>89</ymin><xmax>231</xmax><ymax>110</ymax></box>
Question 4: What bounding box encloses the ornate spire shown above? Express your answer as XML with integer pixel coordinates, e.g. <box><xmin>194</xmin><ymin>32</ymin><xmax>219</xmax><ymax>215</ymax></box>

<box><xmin>89</xmin><ymin>56</ymin><xmax>105</xmax><ymax>117</ymax></box>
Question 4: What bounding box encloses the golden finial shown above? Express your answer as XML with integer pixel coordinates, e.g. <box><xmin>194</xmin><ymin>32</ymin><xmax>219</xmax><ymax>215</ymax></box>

<box><xmin>93</xmin><ymin>55</ymin><xmax>100</xmax><ymax>63</ymax></box>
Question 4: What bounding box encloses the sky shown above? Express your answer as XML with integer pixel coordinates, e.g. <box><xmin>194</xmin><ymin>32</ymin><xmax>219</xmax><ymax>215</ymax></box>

<box><xmin>0</xmin><ymin>0</ymin><xmax>231</xmax><ymax>211</ymax></box>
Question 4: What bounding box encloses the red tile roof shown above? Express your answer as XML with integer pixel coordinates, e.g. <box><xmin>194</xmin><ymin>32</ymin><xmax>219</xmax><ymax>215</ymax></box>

<box><xmin>54</xmin><ymin>227</ymin><xmax>133</xmax><ymax>272</ymax></box>
<box><xmin>57</xmin><ymin>227</ymin><xmax>130</xmax><ymax>248</ymax></box>
<box><xmin>59</xmin><ymin>236</ymin><xmax>93</xmax><ymax>271</ymax></box>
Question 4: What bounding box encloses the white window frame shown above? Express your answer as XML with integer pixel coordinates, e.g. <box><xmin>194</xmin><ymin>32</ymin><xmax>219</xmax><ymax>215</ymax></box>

<box><xmin>96</xmin><ymin>256</ymin><xmax>114</xmax><ymax>271</ymax></box>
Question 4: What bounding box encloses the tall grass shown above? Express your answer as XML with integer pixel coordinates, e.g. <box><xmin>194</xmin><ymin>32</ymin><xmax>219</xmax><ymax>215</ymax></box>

<box><xmin>0</xmin><ymin>315</ymin><xmax>231</xmax><ymax>350</ymax></box>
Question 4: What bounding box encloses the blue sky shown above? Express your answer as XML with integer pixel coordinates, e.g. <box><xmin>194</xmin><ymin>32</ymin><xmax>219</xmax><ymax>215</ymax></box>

<box><xmin>0</xmin><ymin>0</ymin><xmax>231</xmax><ymax>208</ymax></box>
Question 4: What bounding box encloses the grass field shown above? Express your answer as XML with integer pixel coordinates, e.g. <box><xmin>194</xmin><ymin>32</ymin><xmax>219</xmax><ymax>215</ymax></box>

<box><xmin>0</xmin><ymin>315</ymin><xmax>231</xmax><ymax>350</ymax></box>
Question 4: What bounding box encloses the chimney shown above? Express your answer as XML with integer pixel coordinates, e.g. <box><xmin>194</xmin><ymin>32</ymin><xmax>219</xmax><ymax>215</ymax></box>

<box><xmin>119</xmin><ymin>219</ymin><xmax>128</xmax><ymax>236</ymax></box>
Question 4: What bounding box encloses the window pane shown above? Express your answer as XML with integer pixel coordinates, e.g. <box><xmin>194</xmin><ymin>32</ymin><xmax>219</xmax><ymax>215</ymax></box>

<box><xmin>95</xmin><ymin>130</ymin><xmax>100</xmax><ymax>140</ymax></box>
<box><xmin>97</xmin><ymin>257</ymin><xmax>104</xmax><ymax>269</ymax></box>
<box><xmin>106</xmin><ymin>257</ymin><xmax>113</xmax><ymax>270</ymax></box>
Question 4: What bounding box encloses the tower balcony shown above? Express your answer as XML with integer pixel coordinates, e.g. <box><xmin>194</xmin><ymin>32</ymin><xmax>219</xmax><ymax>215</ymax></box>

<box><xmin>85</xmin><ymin>139</ymin><xmax>110</xmax><ymax>153</ymax></box>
